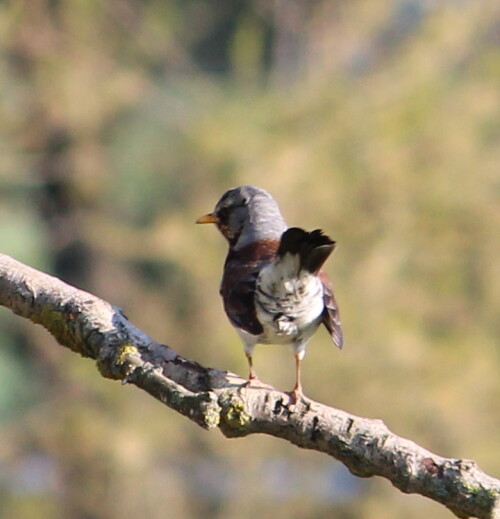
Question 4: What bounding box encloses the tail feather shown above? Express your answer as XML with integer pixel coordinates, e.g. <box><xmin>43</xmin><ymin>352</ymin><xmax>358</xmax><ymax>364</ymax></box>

<box><xmin>277</xmin><ymin>227</ymin><xmax>335</xmax><ymax>273</ymax></box>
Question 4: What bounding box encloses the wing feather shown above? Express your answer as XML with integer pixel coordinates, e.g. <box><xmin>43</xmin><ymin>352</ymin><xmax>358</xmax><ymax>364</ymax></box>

<box><xmin>220</xmin><ymin>239</ymin><xmax>279</xmax><ymax>336</ymax></box>
<box><xmin>319</xmin><ymin>270</ymin><xmax>343</xmax><ymax>349</ymax></box>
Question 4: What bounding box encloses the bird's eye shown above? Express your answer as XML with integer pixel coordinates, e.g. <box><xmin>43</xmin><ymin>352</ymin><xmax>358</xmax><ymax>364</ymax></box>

<box><xmin>217</xmin><ymin>207</ymin><xmax>229</xmax><ymax>221</ymax></box>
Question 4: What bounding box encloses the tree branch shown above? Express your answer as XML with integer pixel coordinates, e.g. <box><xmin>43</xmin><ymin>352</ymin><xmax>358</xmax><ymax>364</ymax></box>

<box><xmin>0</xmin><ymin>253</ymin><xmax>498</xmax><ymax>519</ymax></box>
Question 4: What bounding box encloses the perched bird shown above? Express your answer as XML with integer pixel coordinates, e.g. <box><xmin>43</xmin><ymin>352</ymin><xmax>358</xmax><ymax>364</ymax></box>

<box><xmin>197</xmin><ymin>185</ymin><xmax>342</xmax><ymax>400</ymax></box>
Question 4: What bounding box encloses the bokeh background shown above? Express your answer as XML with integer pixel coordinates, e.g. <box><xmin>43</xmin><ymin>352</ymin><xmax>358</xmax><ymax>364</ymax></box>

<box><xmin>0</xmin><ymin>1</ymin><xmax>499</xmax><ymax>518</ymax></box>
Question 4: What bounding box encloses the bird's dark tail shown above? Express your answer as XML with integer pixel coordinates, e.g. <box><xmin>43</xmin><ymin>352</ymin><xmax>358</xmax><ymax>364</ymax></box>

<box><xmin>277</xmin><ymin>227</ymin><xmax>335</xmax><ymax>274</ymax></box>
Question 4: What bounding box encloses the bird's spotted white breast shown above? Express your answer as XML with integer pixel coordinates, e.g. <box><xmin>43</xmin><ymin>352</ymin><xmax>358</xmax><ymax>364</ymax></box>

<box><xmin>254</xmin><ymin>252</ymin><xmax>325</xmax><ymax>345</ymax></box>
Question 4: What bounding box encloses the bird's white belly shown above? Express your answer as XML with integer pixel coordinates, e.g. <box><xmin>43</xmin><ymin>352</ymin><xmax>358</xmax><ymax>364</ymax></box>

<box><xmin>255</xmin><ymin>268</ymin><xmax>324</xmax><ymax>345</ymax></box>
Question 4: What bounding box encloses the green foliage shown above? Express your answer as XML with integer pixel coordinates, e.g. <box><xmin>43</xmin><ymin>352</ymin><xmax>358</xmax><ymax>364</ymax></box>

<box><xmin>0</xmin><ymin>1</ymin><xmax>498</xmax><ymax>518</ymax></box>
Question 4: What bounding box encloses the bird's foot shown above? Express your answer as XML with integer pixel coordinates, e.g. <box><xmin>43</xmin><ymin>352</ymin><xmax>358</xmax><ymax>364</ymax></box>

<box><xmin>242</xmin><ymin>377</ymin><xmax>255</xmax><ymax>388</ymax></box>
<box><xmin>288</xmin><ymin>385</ymin><xmax>306</xmax><ymax>406</ymax></box>
<box><xmin>241</xmin><ymin>376</ymin><xmax>271</xmax><ymax>390</ymax></box>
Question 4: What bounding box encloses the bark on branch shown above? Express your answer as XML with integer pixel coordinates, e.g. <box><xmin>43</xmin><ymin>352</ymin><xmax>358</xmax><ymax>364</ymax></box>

<box><xmin>0</xmin><ymin>253</ymin><xmax>498</xmax><ymax>519</ymax></box>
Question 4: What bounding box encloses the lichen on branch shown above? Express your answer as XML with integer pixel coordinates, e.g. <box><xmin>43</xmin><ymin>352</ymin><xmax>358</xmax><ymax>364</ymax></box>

<box><xmin>0</xmin><ymin>253</ymin><xmax>498</xmax><ymax>519</ymax></box>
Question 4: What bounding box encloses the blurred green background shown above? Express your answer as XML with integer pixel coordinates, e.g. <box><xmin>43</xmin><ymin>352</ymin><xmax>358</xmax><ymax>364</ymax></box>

<box><xmin>0</xmin><ymin>1</ymin><xmax>499</xmax><ymax>518</ymax></box>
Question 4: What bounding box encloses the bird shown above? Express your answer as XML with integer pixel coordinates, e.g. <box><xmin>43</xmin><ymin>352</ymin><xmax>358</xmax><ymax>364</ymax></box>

<box><xmin>196</xmin><ymin>185</ymin><xmax>343</xmax><ymax>401</ymax></box>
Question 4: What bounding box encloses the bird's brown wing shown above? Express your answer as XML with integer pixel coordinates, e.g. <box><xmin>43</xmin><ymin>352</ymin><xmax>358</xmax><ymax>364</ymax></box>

<box><xmin>319</xmin><ymin>270</ymin><xmax>343</xmax><ymax>349</ymax></box>
<box><xmin>220</xmin><ymin>261</ymin><xmax>263</xmax><ymax>335</ymax></box>
<box><xmin>220</xmin><ymin>239</ymin><xmax>280</xmax><ymax>336</ymax></box>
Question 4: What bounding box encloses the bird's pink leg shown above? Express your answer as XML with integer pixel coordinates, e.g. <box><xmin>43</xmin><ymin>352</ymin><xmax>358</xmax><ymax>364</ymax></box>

<box><xmin>290</xmin><ymin>352</ymin><xmax>304</xmax><ymax>404</ymax></box>
<box><xmin>245</xmin><ymin>353</ymin><xmax>257</xmax><ymax>384</ymax></box>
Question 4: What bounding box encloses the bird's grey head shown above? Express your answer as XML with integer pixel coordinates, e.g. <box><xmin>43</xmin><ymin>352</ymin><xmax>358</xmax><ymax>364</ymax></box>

<box><xmin>198</xmin><ymin>185</ymin><xmax>287</xmax><ymax>248</ymax></box>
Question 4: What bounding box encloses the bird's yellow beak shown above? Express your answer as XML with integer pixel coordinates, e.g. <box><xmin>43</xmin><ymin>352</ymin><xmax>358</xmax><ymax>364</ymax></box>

<box><xmin>196</xmin><ymin>213</ymin><xmax>219</xmax><ymax>224</ymax></box>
